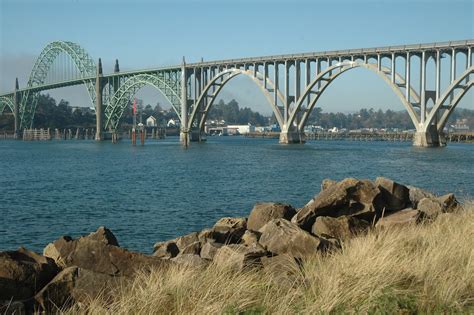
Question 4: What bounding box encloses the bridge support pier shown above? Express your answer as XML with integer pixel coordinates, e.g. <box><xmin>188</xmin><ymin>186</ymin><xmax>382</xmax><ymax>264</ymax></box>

<box><xmin>279</xmin><ymin>130</ymin><xmax>306</xmax><ymax>144</ymax></box>
<box><xmin>95</xmin><ymin>58</ymin><xmax>104</xmax><ymax>141</ymax></box>
<box><xmin>413</xmin><ymin>125</ymin><xmax>446</xmax><ymax>147</ymax></box>
<box><xmin>13</xmin><ymin>78</ymin><xmax>20</xmax><ymax>139</ymax></box>
<box><xmin>189</xmin><ymin>128</ymin><xmax>205</xmax><ymax>142</ymax></box>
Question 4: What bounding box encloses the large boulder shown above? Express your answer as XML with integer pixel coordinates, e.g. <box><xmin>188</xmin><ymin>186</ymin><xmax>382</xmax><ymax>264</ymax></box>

<box><xmin>200</xmin><ymin>241</ymin><xmax>223</xmax><ymax>260</ymax></box>
<box><xmin>321</xmin><ymin>178</ymin><xmax>337</xmax><ymax>191</ymax></box>
<box><xmin>0</xmin><ymin>247</ymin><xmax>59</xmax><ymax>300</ymax></box>
<box><xmin>375</xmin><ymin>177</ymin><xmax>409</xmax><ymax>211</ymax></box>
<box><xmin>213</xmin><ymin>244</ymin><xmax>267</xmax><ymax>271</ymax></box>
<box><xmin>212</xmin><ymin>217</ymin><xmax>247</xmax><ymax>244</ymax></box>
<box><xmin>240</xmin><ymin>230</ymin><xmax>261</xmax><ymax>247</ymax></box>
<box><xmin>153</xmin><ymin>240</ymin><xmax>179</xmax><ymax>259</ymax></box>
<box><xmin>408</xmin><ymin>186</ymin><xmax>435</xmax><ymax>208</ymax></box>
<box><xmin>376</xmin><ymin>208</ymin><xmax>422</xmax><ymax>228</ymax></box>
<box><xmin>247</xmin><ymin>202</ymin><xmax>296</xmax><ymax>231</ymax></box>
<box><xmin>417</xmin><ymin>194</ymin><xmax>459</xmax><ymax>219</ymax></box>
<box><xmin>44</xmin><ymin>234</ymin><xmax>168</xmax><ymax>277</ymax></box>
<box><xmin>85</xmin><ymin>226</ymin><xmax>119</xmax><ymax>246</ymax></box>
<box><xmin>258</xmin><ymin>219</ymin><xmax>325</xmax><ymax>258</ymax></box>
<box><xmin>153</xmin><ymin>232</ymin><xmax>199</xmax><ymax>258</ymax></box>
<box><xmin>311</xmin><ymin>216</ymin><xmax>370</xmax><ymax>240</ymax></box>
<box><xmin>35</xmin><ymin>266</ymin><xmax>125</xmax><ymax>312</ymax></box>
<box><xmin>293</xmin><ymin>178</ymin><xmax>384</xmax><ymax>231</ymax></box>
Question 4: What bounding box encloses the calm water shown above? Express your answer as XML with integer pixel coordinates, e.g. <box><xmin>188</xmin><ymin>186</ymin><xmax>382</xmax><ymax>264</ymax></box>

<box><xmin>0</xmin><ymin>137</ymin><xmax>473</xmax><ymax>253</ymax></box>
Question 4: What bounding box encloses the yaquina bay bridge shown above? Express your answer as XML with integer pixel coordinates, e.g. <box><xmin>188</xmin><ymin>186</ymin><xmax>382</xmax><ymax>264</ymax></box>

<box><xmin>1</xmin><ymin>40</ymin><xmax>473</xmax><ymax>146</ymax></box>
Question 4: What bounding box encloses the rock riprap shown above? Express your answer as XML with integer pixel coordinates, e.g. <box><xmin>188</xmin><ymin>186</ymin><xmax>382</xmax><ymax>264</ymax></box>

<box><xmin>0</xmin><ymin>178</ymin><xmax>461</xmax><ymax>312</ymax></box>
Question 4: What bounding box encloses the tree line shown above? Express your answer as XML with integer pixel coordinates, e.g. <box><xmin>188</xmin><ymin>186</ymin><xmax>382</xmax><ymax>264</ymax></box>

<box><xmin>0</xmin><ymin>94</ymin><xmax>472</xmax><ymax>131</ymax></box>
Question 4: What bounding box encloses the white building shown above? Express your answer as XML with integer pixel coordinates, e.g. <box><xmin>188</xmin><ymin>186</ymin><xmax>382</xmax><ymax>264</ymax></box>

<box><xmin>226</xmin><ymin>124</ymin><xmax>255</xmax><ymax>135</ymax></box>
<box><xmin>146</xmin><ymin>116</ymin><xmax>157</xmax><ymax>127</ymax></box>
<box><xmin>167</xmin><ymin>119</ymin><xmax>180</xmax><ymax>128</ymax></box>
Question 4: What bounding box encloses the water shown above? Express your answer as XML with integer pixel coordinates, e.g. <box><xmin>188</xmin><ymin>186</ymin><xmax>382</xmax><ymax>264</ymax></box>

<box><xmin>1</xmin><ymin>137</ymin><xmax>473</xmax><ymax>254</ymax></box>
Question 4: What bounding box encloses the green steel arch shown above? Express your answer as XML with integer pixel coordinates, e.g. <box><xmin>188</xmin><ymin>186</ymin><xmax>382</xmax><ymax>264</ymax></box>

<box><xmin>105</xmin><ymin>73</ymin><xmax>182</xmax><ymax>130</ymax></box>
<box><xmin>0</xmin><ymin>96</ymin><xmax>15</xmax><ymax>115</ymax></box>
<box><xmin>20</xmin><ymin>41</ymin><xmax>96</xmax><ymax>129</ymax></box>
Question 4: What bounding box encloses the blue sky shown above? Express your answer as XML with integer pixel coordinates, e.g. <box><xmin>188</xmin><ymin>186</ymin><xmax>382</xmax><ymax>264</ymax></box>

<box><xmin>1</xmin><ymin>0</ymin><xmax>473</xmax><ymax>114</ymax></box>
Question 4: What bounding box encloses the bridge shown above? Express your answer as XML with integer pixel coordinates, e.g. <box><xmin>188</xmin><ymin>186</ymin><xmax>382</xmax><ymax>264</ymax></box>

<box><xmin>1</xmin><ymin>39</ymin><xmax>473</xmax><ymax>147</ymax></box>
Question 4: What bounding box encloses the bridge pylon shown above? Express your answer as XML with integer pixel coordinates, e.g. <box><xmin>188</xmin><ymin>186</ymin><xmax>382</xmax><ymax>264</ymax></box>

<box><xmin>95</xmin><ymin>58</ymin><xmax>104</xmax><ymax>141</ymax></box>
<box><xmin>13</xmin><ymin>78</ymin><xmax>20</xmax><ymax>139</ymax></box>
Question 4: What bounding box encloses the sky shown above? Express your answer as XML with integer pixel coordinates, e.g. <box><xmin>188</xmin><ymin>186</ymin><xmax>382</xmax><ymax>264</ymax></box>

<box><xmin>1</xmin><ymin>0</ymin><xmax>473</xmax><ymax>114</ymax></box>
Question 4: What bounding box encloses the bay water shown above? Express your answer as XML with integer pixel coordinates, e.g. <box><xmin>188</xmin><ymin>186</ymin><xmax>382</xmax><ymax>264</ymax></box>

<box><xmin>1</xmin><ymin>137</ymin><xmax>472</xmax><ymax>253</ymax></box>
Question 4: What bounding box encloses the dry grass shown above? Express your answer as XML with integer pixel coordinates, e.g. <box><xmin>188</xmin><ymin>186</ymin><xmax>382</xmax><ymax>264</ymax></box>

<box><xmin>66</xmin><ymin>203</ymin><xmax>474</xmax><ymax>314</ymax></box>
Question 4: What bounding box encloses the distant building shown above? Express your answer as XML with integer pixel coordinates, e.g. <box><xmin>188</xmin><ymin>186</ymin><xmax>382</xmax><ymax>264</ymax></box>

<box><xmin>146</xmin><ymin>116</ymin><xmax>157</xmax><ymax>127</ymax></box>
<box><xmin>167</xmin><ymin>119</ymin><xmax>180</xmax><ymax>128</ymax></box>
<box><xmin>227</xmin><ymin>124</ymin><xmax>255</xmax><ymax>135</ymax></box>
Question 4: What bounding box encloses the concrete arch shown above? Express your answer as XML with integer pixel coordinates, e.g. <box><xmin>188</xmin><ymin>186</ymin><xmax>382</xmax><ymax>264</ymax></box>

<box><xmin>20</xmin><ymin>41</ymin><xmax>96</xmax><ymax>129</ymax></box>
<box><xmin>189</xmin><ymin>68</ymin><xmax>285</xmax><ymax>130</ymax></box>
<box><xmin>289</xmin><ymin>61</ymin><xmax>421</xmax><ymax>131</ymax></box>
<box><xmin>105</xmin><ymin>73</ymin><xmax>181</xmax><ymax>130</ymax></box>
<box><xmin>424</xmin><ymin>67</ymin><xmax>473</xmax><ymax>130</ymax></box>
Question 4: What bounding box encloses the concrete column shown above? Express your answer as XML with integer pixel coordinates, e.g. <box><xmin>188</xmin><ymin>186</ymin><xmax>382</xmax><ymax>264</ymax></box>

<box><xmin>391</xmin><ymin>53</ymin><xmax>396</xmax><ymax>83</ymax></box>
<box><xmin>13</xmin><ymin>78</ymin><xmax>20</xmax><ymax>139</ymax></box>
<box><xmin>305</xmin><ymin>59</ymin><xmax>311</xmax><ymax>108</ymax></box>
<box><xmin>451</xmin><ymin>48</ymin><xmax>456</xmax><ymax>83</ymax></box>
<box><xmin>377</xmin><ymin>54</ymin><xmax>381</xmax><ymax>71</ymax></box>
<box><xmin>263</xmin><ymin>62</ymin><xmax>268</xmax><ymax>89</ymax></box>
<box><xmin>295</xmin><ymin>60</ymin><xmax>300</xmax><ymax>103</ymax></box>
<box><xmin>95</xmin><ymin>58</ymin><xmax>103</xmax><ymax>141</ymax></box>
<box><xmin>274</xmin><ymin>62</ymin><xmax>279</xmax><ymax>114</ymax></box>
<box><xmin>284</xmin><ymin>60</ymin><xmax>289</xmax><ymax>127</ymax></box>
<box><xmin>406</xmin><ymin>52</ymin><xmax>410</xmax><ymax>102</ymax></box>
<box><xmin>180</xmin><ymin>57</ymin><xmax>189</xmax><ymax>146</ymax></box>
<box><xmin>435</xmin><ymin>50</ymin><xmax>440</xmax><ymax>101</ymax></box>
<box><xmin>468</xmin><ymin>47</ymin><xmax>472</xmax><ymax>68</ymax></box>
<box><xmin>420</xmin><ymin>51</ymin><xmax>426</xmax><ymax>124</ymax></box>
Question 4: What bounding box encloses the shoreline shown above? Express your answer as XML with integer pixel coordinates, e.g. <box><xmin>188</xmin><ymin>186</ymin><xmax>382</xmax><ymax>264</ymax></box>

<box><xmin>1</xmin><ymin>177</ymin><xmax>472</xmax><ymax>313</ymax></box>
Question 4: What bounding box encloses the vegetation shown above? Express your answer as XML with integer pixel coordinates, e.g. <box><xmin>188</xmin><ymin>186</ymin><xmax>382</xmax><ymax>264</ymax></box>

<box><xmin>65</xmin><ymin>203</ymin><xmax>474</xmax><ymax>314</ymax></box>
<box><xmin>307</xmin><ymin>107</ymin><xmax>474</xmax><ymax>130</ymax></box>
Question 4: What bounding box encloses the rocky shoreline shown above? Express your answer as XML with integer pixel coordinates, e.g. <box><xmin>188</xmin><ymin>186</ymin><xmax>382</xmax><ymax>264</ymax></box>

<box><xmin>0</xmin><ymin>177</ymin><xmax>461</xmax><ymax>314</ymax></box>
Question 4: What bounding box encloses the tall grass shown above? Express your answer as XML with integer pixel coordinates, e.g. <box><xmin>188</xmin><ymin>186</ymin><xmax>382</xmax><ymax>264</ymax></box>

<box><xmin>66</xmin><ymin>203</ymin><xmax>474</xmax><ymax>314</ymax></box>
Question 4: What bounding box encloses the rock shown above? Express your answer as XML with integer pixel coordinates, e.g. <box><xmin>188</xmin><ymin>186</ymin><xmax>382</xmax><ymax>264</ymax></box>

<box><xmin>375</xmin><ymin>177</ymin><xmax>409</xmax><ymax>211</ymax></box>
<box><xmin>258</xmin><ymin>219</ymin><xmax>324</xmax><ymax>258</ymax></box>
<box><xmin>417</xmin><ymin>198</ymin><xmax>443</xmax><ymax>218</ymax></box>
<box><xmin>213</xmin><ymin>244</ymin><xmax>266</xmax><ymax>271</ymax></box>
<box><xmin>417</xmin><ymin>194</ymin><xmax>459</xmax><ymax>219</ymax></box>
<box><xmin>0</xmin><ymin>247</ymin><xmax>59</xmax><ymax>300</ymax></box>
<box><xmin>240</xmin><ymin>230</ymin><xmax>261</xmax><ymax>246</ymax></box>
<box><xmin>85</xmin><ymin>226</ymin><xmax>119</xmax><ymax>246</ymax></box>
<box><xmin>247</xmin><ymin>202</ymin><xmax>296</xmax><ymax>231</ymax></box>
<box><xmin>175</xmin><ymin>232</ymin><xmax>199</xmax><ymax>251</ymax></box>
<box><xmin>200</xmin><ymin>241</ymin><xmax>222</xmax><ymax>260</ymax></box>
<box><xmin>376</xmin><ymin>208</ymin><xmax>422</xmax><ymax>228</ymax></box>
<box><xmin>294</xmin><ymin>178</ymin><xmax>383</xmax><ymax>231</ymax></box>
<box><xmin>212</xmin><ymin>217</ymin><xmax>247</xmax><ymax>244</ymax></box>
<box><xmin>321</xmin><ymin>178</ymin><xmax>337</xmax><ymax>191</ymax></box>
<box><xmin>180</xmin><ymin>241</ymin><xmax>201</xmax><ymax>255</ymax></box>
<box><xmin>171</xmin><ymin>254</ymin><xmax>208</xmax><ymax>268</ymax></box>
<box><xmin>311</xmin><ymin>216</ymin><xmax>370</xmax><ymax>240</ymax></box>
<box><xmin>408</xmin><ymin>186</ymin><xmax>435</xmax><ymax>208</ymax></box>
<box><xmin>198</xmin><ymin>228</ymin><xmax>215</xmax><ymax>243</ymax></box>
<box><xmin>44</xmin><ymin>235</ymin><xmax>168</xmax><ymax>276</ymax></box>
<box><xmin>153</xmin><ymin>241</ymin><xmax>179</xmax><ymax>259</ymax></box>
<box><xmin>437</xmin><ymin>193</ymin><xmax>459</xmax><ymax>213</ymax></box>
<box><xmin>35</xmin><ymin>266</ymin><xmax>125</xmax><ymax>312</ymax></box>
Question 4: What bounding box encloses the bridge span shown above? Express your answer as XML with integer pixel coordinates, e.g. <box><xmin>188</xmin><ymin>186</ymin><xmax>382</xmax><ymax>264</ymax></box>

<box><xmin>1</xmin><ymin>40</ymin><xmax>473</xmax><ymax>147</ymax></box>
